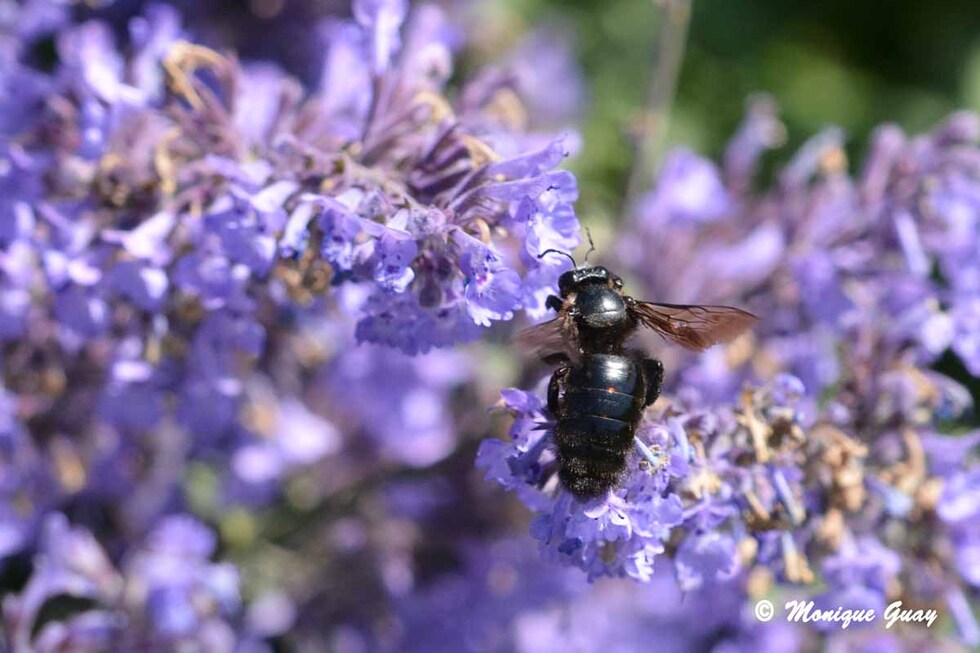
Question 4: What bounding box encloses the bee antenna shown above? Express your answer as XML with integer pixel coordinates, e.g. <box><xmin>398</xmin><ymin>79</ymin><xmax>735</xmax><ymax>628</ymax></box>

<box><xmin>582</xmin><ymin>227</ymin><xmax>597</xmax><ymax>265</ymax></box>
<box><xmin>537</xmin><ymin>249</ymin><xmax>578</xmax><ymax>267</ymax></box>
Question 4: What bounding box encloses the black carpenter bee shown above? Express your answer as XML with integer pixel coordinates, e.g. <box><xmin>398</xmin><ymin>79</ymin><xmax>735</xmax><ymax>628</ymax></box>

<box><xmin>520</xmin><ymin>242</ymin><xmax>757</xmax><ymax>499</ymax></box>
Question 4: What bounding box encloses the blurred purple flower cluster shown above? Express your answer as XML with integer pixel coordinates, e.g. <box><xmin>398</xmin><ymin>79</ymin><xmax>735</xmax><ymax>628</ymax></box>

<box><xmin>0</xmin><ymin>0</ymin><xmax>581</xmax><ymax>649</ymax></box>
<box><xmin>4</xmin><ymin>514</ymin><xmax>241</xmax><ymax>651</ymax></box>
<box><xmin>1</xmin><ymin>0</ymin><xmax>978</xmax><ymax>651</ymax></box>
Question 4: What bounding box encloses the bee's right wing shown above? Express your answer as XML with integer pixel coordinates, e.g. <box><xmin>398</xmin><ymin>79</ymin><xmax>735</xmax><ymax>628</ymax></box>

<box><xmin>630</xmin><ymin>301</ymin><xmax>757</xmax><ymax>352</ymax></box>
<box><xmin>515</xmin><ymin>313</ymin><xmax>579</xmax><ymax>361</ymax></box>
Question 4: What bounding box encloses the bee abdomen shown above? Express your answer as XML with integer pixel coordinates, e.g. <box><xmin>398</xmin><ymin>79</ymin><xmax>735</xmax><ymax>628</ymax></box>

<box><xmin>563</xmin><ymin>388</ymin><xmax>640</xmax><ymax>423</ymax></box>
<box><xmin>553</xmin><ymin>354</ymin><xmax>646</xmax><ymax>499</ymax></box>
<box><xmin>555</xmin><ymin>415</ymin><xmax>634</xmax><ymax>498</ymax></box>
<box><xmin>557</xmin><ymin>439</ymin><xmax>629</xmax><ymax>498</ymax></box>
<box><xmin>556</xmin><ymin>414</ymin><xmax>635</xmax><ymax>450</ymax></box>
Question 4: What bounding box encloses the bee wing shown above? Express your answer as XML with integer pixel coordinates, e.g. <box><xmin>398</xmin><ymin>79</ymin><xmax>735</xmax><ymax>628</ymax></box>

<box><xmin>630</xmin><ymin>301</ymin><xmax>757</xmax><ymax>352</ymax></box>
<box><xmin>515</xmin><ymin>313</ymin><xmax>578</xmax><ymax>361</ymax></box>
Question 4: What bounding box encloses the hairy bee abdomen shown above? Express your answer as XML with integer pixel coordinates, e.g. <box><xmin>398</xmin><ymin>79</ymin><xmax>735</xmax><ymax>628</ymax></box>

<box><xmin>554</xmin><ymin>354</ymin><xmax>645</xmax><ymax>498</ymax></box>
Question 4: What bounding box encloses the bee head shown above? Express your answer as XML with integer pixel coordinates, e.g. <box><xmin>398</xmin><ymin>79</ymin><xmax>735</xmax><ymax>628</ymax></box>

<box><xmin>558</xmin><ymin>266</ymin><xmax>610</xmax><ymax>297</ymax></box>
<box><xmin>565</xmin><ymin>266</ymin><xmax>629</xmax><ymax>330</ymax></box>
<box><xmin>540</xmin><ymin>231</ymin><xmax>624</xmax><ymax>300</ymax></box>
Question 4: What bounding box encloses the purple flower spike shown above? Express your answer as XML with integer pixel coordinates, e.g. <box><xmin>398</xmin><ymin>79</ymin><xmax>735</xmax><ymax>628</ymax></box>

<box><xmin>353</xmin><ymin>0</ymin><xmax>409</xmax><ymax>75</ymax></box>
<box><xmin>480</xmin><ymin>377</ymin><xmax>810</xmax><ymax>584</ymax></box>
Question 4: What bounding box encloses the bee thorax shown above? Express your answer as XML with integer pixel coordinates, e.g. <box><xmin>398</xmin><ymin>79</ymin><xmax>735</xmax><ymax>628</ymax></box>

<box><xmin>575</xmin><ymin>286</ymin><xmax>628</xmax><ymax>329</ymax></box>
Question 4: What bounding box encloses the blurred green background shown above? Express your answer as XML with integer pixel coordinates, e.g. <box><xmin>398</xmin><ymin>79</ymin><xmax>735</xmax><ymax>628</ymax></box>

<box><xmin>472</xmin><ymin>0</ymin><xmax>980</xmax><ymax>219</ymax></box>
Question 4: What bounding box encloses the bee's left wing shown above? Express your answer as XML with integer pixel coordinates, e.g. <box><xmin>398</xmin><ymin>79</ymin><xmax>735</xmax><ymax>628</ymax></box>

<box><xmin>630</xmin><ymin>301</ymin><xmax>757</xmax><ymax>352</ymax></box>
<box><xmin>515</xmin><ymin>313</ymin><xmax>578</xmax><ymax>361</ymax></box>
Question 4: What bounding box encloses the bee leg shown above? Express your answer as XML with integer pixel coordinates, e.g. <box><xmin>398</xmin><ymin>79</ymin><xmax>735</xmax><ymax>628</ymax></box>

<box><xmin>641</xmin><ymin>358</ymin><xmax>664</xmax><ymax>407</ymax></box>
<box><xmin>545</xmin><ymin>295</ymin><xmax>563</xmax><ymax>313</ymax></box>
<box><xmin>548</xmin><ymin>365</ymin><xmax>570</xmax><ymax>415</ymax></box>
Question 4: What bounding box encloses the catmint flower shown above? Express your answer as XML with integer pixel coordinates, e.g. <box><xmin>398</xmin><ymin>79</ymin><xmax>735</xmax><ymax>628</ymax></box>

<box><xmin>2</xmin><ymin>513</ymin><xmax>240</xmax><ymax>652</ymax></box>
<box><xmin>811</xmin><ymin>536</ymin><xmax>902</xmax><ymax>625</ymax></box>
<box><xmin>326</xmin><ymin>343</ymin><xmax>470</xmax><ymax>467</ymax></box>
<box><xmin>479</xmin><ymin>376</ymin><xmax>810</xmax><ymax>583</ymax></box>
<box><xmin>0</xmin><ymin>388</ymin><xmax>52</xmax><ymax>559</ymax></box>
<box><xmin>0</xmin><ymin>1</ymin><xmax>584</xmax><ymax>647</ymax></box>
<box><xmin>608</xmin><ymin>102</ymin><xmax>980</xmax><ymax>649</ymax></box>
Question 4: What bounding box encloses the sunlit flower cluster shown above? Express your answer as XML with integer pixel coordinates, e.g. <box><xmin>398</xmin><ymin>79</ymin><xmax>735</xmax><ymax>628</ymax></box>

<box><xmin>482</xmin><ymin>101</ymin><xmax>980</xmax><ymax>649</ymax></box>
<box><xmin>0</xmin><ymin>1</ymin><xmax>977</xmax><ymax>651</ymax></box>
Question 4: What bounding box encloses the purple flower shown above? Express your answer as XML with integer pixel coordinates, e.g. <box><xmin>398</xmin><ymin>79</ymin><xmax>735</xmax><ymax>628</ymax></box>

<box><xmin>506</xmin><ymin>27</ymin><xmax>586</xmax><ymax>128</ymax></box>
<box><xmin>203</xmin><ymin>184</ymin><xmax>296</xmax><ymax>277</ymax></box>
<box><xmin>106</xmin><ymin>261</ymin><xmax>169</xmax><ymax>312</ymax></box>
<box><xmin>951</xmin><ymin>296</ymin><xmax>980</xmax><ymax>375</ymax></box>
<box><xmin>675</xmin><ymin>530</ymin><xmax>740</xmax><ymax>591</ymax></box>
<box><xmin>636</xmin><ymin>149</ymin><xmax>732</xmax><ymax>224</ymax></box>
<box><xmin>232</xmin><ymin>397</ymin><xmax>341</xmax><ymax>485</ymax></box>
<box><xmin>53</xmin><ymin>286</ymin><xmax>110</xmax><ymax>341</ymax></box>
<box><xmin>937</xmin><ymin>469</ymin><xmax>980</xmax><ymax>586</ymax></box>
<box><xmin>604</xmin><ymin>102</ymin><xmax>980</xmax><ymax>649</ymax></box>
<box><xmin>2</xmin><ymin>513</ymin><xmax>242</xmax><ymax>650</ymax></box>
<box><xmin>456</xmin><ymin>233</ymin><xmax>523</xmax><ymax>326</ymax></box>
<box><xmin>353</xmin><ymin>0</ymin><xmax>409</xmax><ymax>75</ymax></box>
<box><xmin>327</xmin><ymin>342</ymin><xmax>469</xmax><ymax>467</ymax></box>
<box><xmin>99</xmin><ymin>357</ymin><xmax>164</xmax><ymax>431</ymax></box>
<box><xmin>812</xmin><ymin>537</ymin><xmax>901</xmax><ymax>620</ymax></box>
<box><xmin>124</xmin><ymin>515</ymin><xmax>241</xmax><ymax>647</ymax></box>
<box><xmin>723</xmin><ymin>95</ymin><xmax>784</xmax><ymax>193</ymax></box>
<box><xmin>2</xmin><ymin>514</ymin><xmax>122</xmax><ymax>652</ymax></box>
<box><xmin>388</xmin><ymin>536</ymin><xmax>799</xmax><ymax>653</ymax></box>
<box><xmin>3</xmin><ymin>0</ymin><xmax>979</xmax><ymax>650</ymax></box>
<box><xmin>0</xmin><ymin>389</ymin><xmax>52</xmax><ymax>560</ymax></box>
<box><xmin>480</xmin><ymin>377</ymin><xmax>810</xmax><ymax>583</ymax></box>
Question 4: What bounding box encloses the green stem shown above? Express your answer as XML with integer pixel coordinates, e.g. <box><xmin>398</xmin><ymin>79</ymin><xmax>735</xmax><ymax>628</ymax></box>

<box><xmin>625</xmin><ymin>0</ymin><xmax>693</xmax><ymax>206</ymax></box>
